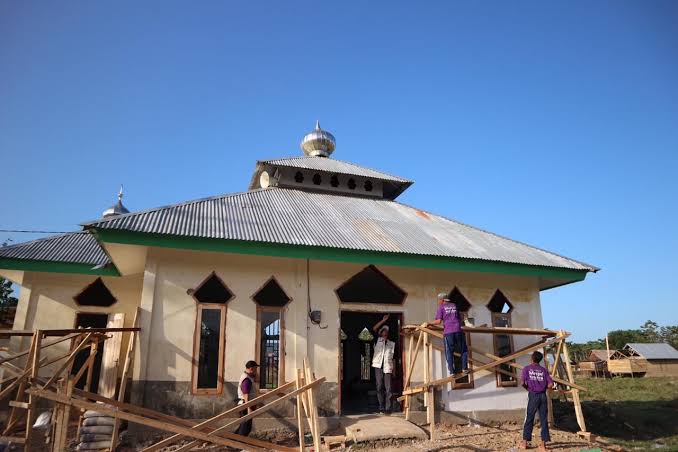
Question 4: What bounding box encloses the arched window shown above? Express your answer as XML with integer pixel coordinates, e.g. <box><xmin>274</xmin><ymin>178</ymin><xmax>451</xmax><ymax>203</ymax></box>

<box><xmin>252</xmin><ymin>277</ymin><xmax>291</xmax><ymax>390</ymax></box>
<box><xmin>487</xmin><ymin>290</ymin><xmax>516</xmax><ymax>387</ymax></box>
<box><xmin>191</xmin><ymin>272</ymin><xmax>233</xmax><ymax>394</ymax></box>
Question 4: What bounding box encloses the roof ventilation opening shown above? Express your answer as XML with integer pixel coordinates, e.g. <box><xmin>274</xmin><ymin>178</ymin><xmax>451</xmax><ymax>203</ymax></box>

<box><xmin>336</xmin><ymin>265</ymin><xmax>406</xmax><ymax>305</ymax></box>
<box><xmin>364</xmin><ymin>180</ymin><xmax>373</xmax><ymax>192</ymax></box>
<box><xmin>253</xmin><ymin>277</ymin><xmax>291</xmax><ymax>307</ymax></box>
<box><xmin>294</xmin><ymin>171</ymin><xmax>304</xmax><ymax>183</ymax></box>
<box><xmin>74</xmin><ymin>278</ymin><xmax>117</xmax><ymax>307</ymax></box>
<box><xmin>312</xmin><ymin>173</ymin><xmax>322</xmax><ymax>185</ymax></box>
<box><xmin>330</xmin><ymin>175</ymin><xmax>339</xmax><ymax>187</ymax></box>
<box><xmin>192</xmin><ymin>272</ymin><xmax>234</xmax><ymax>304</ymax></box>
<box><xmin>347</xmin><ymin>178</ymin><xmax>356</xmax><ymax>190</ymax></box>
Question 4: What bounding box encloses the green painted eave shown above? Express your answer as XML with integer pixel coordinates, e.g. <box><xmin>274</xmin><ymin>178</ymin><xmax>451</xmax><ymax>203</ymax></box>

<box><xmin>0</xmin><ymin>257</ymin><xmax>120</xmax><ymax>276</ymax></box>
<box><xmin>90</xmin><ymin>228</ymin><xmax>589</xmax><ymax>286</ymax></box>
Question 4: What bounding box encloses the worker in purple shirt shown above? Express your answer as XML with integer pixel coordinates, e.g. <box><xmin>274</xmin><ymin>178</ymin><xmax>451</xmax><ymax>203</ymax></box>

<box><xmin>519</xmin><ymin>351</ymin><xmax>554</xmax><ymax>451</ymax></box>
<box><xmin>426</xmin><ymin>292</ymin><xmax>468</xmax><ymax>375</ymax></box>
<box><xmin>236</xmin><ymin>360</ymin><xmax>259</xmax><ymax>437</ymax></box>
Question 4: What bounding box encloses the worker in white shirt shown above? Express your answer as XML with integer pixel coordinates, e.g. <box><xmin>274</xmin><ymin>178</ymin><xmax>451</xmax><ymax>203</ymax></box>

<box><xmin>372</xmin><ymin>314</ymin><xmax>396</xmax><ymax>414</ymax></box>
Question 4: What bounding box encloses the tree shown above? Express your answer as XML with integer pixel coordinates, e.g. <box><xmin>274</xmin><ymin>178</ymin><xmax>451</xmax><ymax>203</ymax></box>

<box><xmin>0</xmin><ymin>278</ymin><xmax>18</xmax><ymax>306</ymax></box>
<box><xmin>640</xmin><ymin>320</ymin><xmax>661</xmax><ymax>343</ymax></box>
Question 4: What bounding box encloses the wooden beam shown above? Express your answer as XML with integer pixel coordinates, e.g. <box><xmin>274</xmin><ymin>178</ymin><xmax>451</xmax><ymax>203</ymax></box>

<box><xmin>41</xmin><ymin>333</ymin><xmax>94</xmax><ymax>390</ymax></box>
<box><xmin>402</xmin><ymin>337</ymin><xmax>560</xmax><ymax>396</ymax></box>
<box><xmin>0</xmin><ymin>328</ymin><xmax>140</xmax><ymax>337</ymax></box>
<box><xmin>0</xmin><ymin>333</ymin><xmax>79</xmax><ymax>365</ymax></box>
<box><xmin>142</xmin><ymin>380</ymin><xmax>297</xmax><ymax>452</ymax></box>
<box><xmin>296</xmin><ymin>369</ymin><xmax>305</xmax><ymax>452</ymax></box>
<box><xmin>111</xmin><ymin>308</ymin><xmax>139</xmax><ymax>451</ymax></box>
<box><xmin>169</xmin><ymin>377</ymin><xmax>324</xmax><ymax>452</ymax></box>
<box><xmin>402</xmin><ymin>324</ymin><xmax>558</xmax><ymax>337</ymax></box>
<box><xmin>30</xmin><ymin>389</ymin><xmax>270</xmax><ymax>451</ymax></box>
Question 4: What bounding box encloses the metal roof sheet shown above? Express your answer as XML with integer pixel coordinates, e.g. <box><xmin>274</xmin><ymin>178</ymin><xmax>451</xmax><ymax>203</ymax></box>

<box><xmin>259</xmin><ymin>157</ymin><xmax>412</xmax><ymax>183</ymax></box>
<box><xmin>625</xmin><ymin>343</ymin><xmax>678</xmax><ymax>360</ymax></box>
<box><xmin>0</xmin><ymin>231</ymin><xmax>110</xmax><ymax>266</ymax></box>
<box><xmin>83</xmin><ymin>187</ymin><xmax>597</xmax><ymax>272</ymax></box>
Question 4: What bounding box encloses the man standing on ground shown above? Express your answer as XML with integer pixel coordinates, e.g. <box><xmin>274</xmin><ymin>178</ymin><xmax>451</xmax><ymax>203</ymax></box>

<box><xmin>427</xmin><ymin>292</ymin><xmax>468</xmax><ymax>376</ymax></box>
<box><xmin>236</xmin><ymin>360</ymin><xmax>259</xmax><ymax>437</ymax></box>
<box><xmin>519</xmin><ymin>351</ymin><xmax>553</xmax><ymax>451</ymax></box>
<box><xmin>372</xmin><ymin>314</ymin><xmax>395</xmax><ymax>414</ymax></box>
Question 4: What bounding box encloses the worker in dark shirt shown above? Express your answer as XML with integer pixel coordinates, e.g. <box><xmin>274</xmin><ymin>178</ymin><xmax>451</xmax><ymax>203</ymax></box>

<box><xmin>519</xmin><ymin>351</ymin><xmax>554</xmax><ymax>451</ymax></box>
<box><xmin>236</xmin><ymin>360</ymin><xmax>259</xmax><ymax>437</ymax></box>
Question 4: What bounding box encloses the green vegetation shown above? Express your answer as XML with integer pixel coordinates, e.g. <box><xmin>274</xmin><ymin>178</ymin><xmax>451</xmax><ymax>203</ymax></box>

<box><xmin>575</xmin><ymin>377</ymin><xmax>678</xmax><ymax>451</ymax></box>
<box><xmin>568</xmin><ymin>320</ymin><xmax>678</xmax><ymax>360</ymax></box>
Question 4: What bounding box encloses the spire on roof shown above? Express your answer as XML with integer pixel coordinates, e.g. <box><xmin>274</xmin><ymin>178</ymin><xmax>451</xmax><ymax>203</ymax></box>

<box><xmin>300</xmin><ymin>120</ymin><xmax>336</xmax><ymax>157</ymax></box>
<box><xmin>102</xmin><ymin>185</ymin><xmax>130</xmax><ymax>218</ymax></box>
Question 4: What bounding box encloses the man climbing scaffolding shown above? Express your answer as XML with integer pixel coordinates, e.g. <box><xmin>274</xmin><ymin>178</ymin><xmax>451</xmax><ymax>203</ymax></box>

<box><xmin>427</xmin><ymin>292</ymin><xmax>469</xmax><ymax>376</ymax></box>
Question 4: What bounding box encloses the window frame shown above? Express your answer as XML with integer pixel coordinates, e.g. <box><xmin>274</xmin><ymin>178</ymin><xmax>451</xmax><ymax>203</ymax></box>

<box><xmin>491</xmin><ymin>311</ymin><xmax>518</xmax><ymax>387</ymax></box>
<box><xmin>255</xmin><ymin>305</ymin><xmax>286</xmax><ymax>391</ymax></box>
<box><xmin>191</xmin><ymin>302</ymin><xmax>227</xmax><ymax>395</ymax></box>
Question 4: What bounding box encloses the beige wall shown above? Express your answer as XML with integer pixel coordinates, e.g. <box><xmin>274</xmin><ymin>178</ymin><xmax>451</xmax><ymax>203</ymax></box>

<box><xmin>11</xmin><ymin>245</ymin><xmax>547</xmax><ymax>413</ymax></box>
<box><xmin>10</xmin><ymin>271</ymin><xmax>142</xmax><ymax>377</ymax></box>
<box><xmin>135</xmin><ymin>247</ymin><xmax>544</xmax><ymax>412</ymax></box>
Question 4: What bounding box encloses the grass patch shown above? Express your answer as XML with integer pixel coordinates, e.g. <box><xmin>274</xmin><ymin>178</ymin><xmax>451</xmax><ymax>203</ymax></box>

<box><xmin>564</xmin><ymin>377</ymin><xmax>678</xmax><ymax>450</ymax></box>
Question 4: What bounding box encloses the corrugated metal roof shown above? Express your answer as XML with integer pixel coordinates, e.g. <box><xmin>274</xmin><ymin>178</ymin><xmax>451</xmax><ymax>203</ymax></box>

<box><xmin>259</xmin><ymin>157</ymin><xmax>412</xmax><ymax>183</ymax></box>
<box><xmin>83</xmin><ymin>187</ymin><xmax>597</xmax><ymax>272</ymax></box>
<box><xmin>588</xmin><ymin>350</ymin><xmax>612</xmax><ymax>361</ymax></box>
<box><xmin>625</xmin><ymin>343</ymin><xmax>678</xmax><ymax>360</ymax></box>
<box><xmin>0</xmin><ymin>231</ymin><xmax>110</xmax><ymax>266</ymax></box>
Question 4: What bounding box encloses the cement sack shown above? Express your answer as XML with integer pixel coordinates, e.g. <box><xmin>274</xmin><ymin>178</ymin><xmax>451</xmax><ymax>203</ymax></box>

<box><xmin>77</xmin><ymin>440</ymin><xmax>111</xmax><ymax>450</ymax></box>
<box><xmin>83</xmin><ymin>410</ymin><xmax>110</xmax><ymax>418</ymax></box>
<box><xmin>83</xmin><ymin>416</ymin><xmax>115</xmax><ymax>427</ymax></box>
<box><xmin>79</xmin><ymin>425</ymin><xmax>114</xmax><ymax>435</ymax></box>
<box><xmin>79</xmin><ymin>434</ymin><xmax>112</xmax><ymax>443</ymax></box>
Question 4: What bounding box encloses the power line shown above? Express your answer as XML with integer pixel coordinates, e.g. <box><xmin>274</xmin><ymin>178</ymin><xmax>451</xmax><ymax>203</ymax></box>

<box><xmin>0</xmin><ymin>229</ymin><xmax>72</xmax><ymax>234</ymax></box>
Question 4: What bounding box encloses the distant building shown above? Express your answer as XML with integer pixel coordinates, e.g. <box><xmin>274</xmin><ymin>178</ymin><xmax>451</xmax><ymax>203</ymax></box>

<box><xmin>609</xmin><ymin>343</ymin><xmax>678</xmax><ymax>377</ymax></box>
<box><xmin>0</xmin><ymin>123</ymin><xmax>598</xmax><ymax>422</ymax></box>
<box><xmin>579</xmin><ymin>349</ymin><xmax>611</xmax><ymax>377</ymax></box>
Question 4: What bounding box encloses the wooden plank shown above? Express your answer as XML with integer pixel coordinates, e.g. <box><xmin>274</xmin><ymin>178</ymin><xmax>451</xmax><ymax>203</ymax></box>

<box><xmin>142</xmin><ymin>380</ymin><xmax>297</xmax><ymax>452</ymax></box>
<box><xmin>0</xmin><ymin>328</ymin><xmax>140</xmax><ymax>337</ymax></box>
<box><xmin>111</xmin><ymin>308</ymin><xmax>139</xmax><ymax>451</ymax></box>
<box><xmin>98</xmin><ymin>313</ymin><xmax>125</xmax><ymax>398</ymax></box>
<box><xmin>0</xmin><ymin>333</ymin><xmax>79</xmax><ymax>365</ymax></box>
<box><xmin>423</xmin><ymin>333</ymin><xmax>430</xmax><ymax>413</ymax></box>
<box><xmin>170</xmin><ymin>373</ymin><xmax>323</xmax><ymax>452</ymax></box>
<box><xmin>296</xmin><ymin>369</ymin><xmax>305</xmax><ymax>452</ymax></box>
<box><xmin>8</xmin><ymin>400</ymin><xmax>29</xmax><ymax>409</ymax></box>
<box><xmin>41</xmin><ymin>333</ymin><xmax>94</xmax><ymax>389</ymax></box>
<box><xmin>562</xmin><ymin>340</ymin><xmax>587</xmax><ymax>432</ymax></box>
<box><xmin>0</xmin><ymin>436</ymin><xmax>26</xmax><ymax>444</ymax></box>
<box><xmin>304</xmin><ymin>358</ymin><xmax>322</xmax><ymax>452</ymax></box>
<box><xmin>404</xmin><ymin>333</ymin><xmax>414</xmax><ymax>421</ymax></box>
<box><xmin>30</xmin><ymin>389</ymin><xmax>266</xmax><ymax>451</ymax></box>
<box><xmin>25</xmin><ymin>330</ymin><xmax>43</xmax><ymax>448</ymax></box>
<box><xmin>403</xmin><ymin>325</ymin><xmax>558</xmax><ymax>336</ymax></box>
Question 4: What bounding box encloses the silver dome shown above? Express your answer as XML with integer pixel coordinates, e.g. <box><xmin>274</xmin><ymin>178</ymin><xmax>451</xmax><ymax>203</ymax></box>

<box><xmin>300</xmin><ymin>120</ymin><xmax>336</xmax><ymax>157</ymax></box>
<box><xmin>102</xmin><ymin>186</ymin><xmax>130</xmax><ymax>218</ymax></box>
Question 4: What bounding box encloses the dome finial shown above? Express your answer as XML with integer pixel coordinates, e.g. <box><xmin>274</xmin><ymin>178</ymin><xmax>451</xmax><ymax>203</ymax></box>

<box><xmin>300</xmin><ymin>121</ymin><xmax>336</xmax><ymax>157</ymax></box>
<box><xmin>103</xmin><ymin>185</ymin><xmax>130</xmax><ymax>218</ymax></box>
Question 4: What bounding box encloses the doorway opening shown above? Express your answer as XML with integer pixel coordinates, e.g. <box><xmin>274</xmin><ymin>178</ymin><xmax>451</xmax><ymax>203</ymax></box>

<box><xmin>340</xmin><ymin>311</ymin><xmax>403</xmax><ymax>414</ymax></box>
<box><xmin>72</xmin><ymin>312</ymin><xmax>108</xmax><ymax>393</ymax></box>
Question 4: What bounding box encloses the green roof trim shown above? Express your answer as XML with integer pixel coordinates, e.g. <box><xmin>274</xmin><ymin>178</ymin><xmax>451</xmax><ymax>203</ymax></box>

<box><xmin>91</xmin><ymin>228</ymin><xmax>588</xmax><ymax>284</ymax></box>
<box><xmin>0</xmin><ymin>257</ymin><xmax>120</xmax><ymax>276</ymax></box>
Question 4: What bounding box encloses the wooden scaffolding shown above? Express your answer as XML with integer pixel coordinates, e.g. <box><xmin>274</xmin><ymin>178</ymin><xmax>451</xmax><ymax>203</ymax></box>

<box><xmin>399</xmin><ymin>323</ymin><xmax>588</xmax><ymax>441</ymax></box>
<box><xmin>0</xmin><ymin>311</ymin><xmax>324</xmax><ymax>451</ymax></box>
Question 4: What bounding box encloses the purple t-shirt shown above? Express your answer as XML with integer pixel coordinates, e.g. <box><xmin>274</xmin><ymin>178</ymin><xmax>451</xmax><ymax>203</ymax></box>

<box><xmin>240</xmin><ymin>377</ymin><xmax>252</xmax><ymax>396</ymax></box>
<box><xmin>435</xmin><ymin>302</ymin><xmax>462</xmax><ymax>334</ymax></box>
<box><xmin>521</xmin><ymin>363</ymin><xmax>553</xmax><ymax>393</ymax></box>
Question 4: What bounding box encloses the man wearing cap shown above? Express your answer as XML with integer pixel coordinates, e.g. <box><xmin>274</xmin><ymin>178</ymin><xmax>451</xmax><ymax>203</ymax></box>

<box><xmin>236</xmin><ymin>360</ymin><xmax>259</xmax><ymax>437</ymax></box>
<box><xmin>372</xmin><ymin>314</ymin><xmax>395</xmax><ymax>414</ymax></box>
<box><xmin>427</xmin><ymin>292</ymin><xmax>468</xmax><ymax>376</ymax></box>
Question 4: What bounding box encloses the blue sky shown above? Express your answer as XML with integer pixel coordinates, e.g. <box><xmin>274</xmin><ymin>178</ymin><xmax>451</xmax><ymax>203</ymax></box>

<box><xmin>1</xmin><ymin>1</ymin><xmax>676</xmax><ymax>342</ymax></box>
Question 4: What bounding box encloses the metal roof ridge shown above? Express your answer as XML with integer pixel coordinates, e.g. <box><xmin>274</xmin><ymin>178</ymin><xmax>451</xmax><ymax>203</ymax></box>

<box><xmin>81</xmin><ymin>188</ymin><xmax>272</xmax><ymax>227</ymax></box>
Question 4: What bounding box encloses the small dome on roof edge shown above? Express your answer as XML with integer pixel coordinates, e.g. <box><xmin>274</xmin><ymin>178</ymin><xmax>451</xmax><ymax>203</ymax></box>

<box><xmin>300</xmin><ymin>120</ymin><xmax>336</xmax><ymax>157</ymax></box>
<box><xmin>102</xmin><ymin>186</ymin><xmax>130</xmax><ymax>218</ymax></box>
